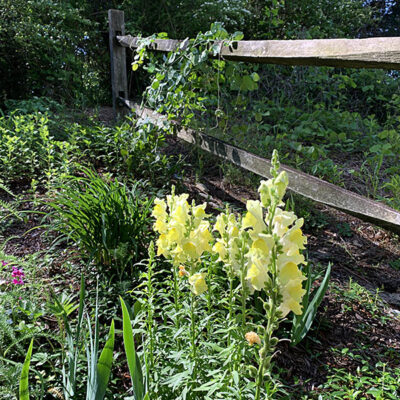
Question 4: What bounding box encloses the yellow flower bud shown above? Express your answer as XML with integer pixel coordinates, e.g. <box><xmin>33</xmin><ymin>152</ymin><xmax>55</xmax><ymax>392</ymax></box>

<box><xmin>178</xmin><ymin>265</ymin><xmax>188</xmax><ymax>277</ymax></box>
<box><xmin>274</xmin><ymin>171</ymin><xmax>289</xmax><ymax>202</ymax></box>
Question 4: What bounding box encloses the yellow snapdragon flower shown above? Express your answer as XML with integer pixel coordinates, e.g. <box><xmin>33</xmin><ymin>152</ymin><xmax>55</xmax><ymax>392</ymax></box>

<box><xmin>246</xmin><ymin>260</ymin><xmax>269</xmax><ymax>291</ymax></box>
<box><xmin>213</xmin><ymin>211</ymin><xmax>243</xmax><ymax>273</ymax></box>
<box><xmin>242</xmin><ymin>200</ymin><xmax>266</xmax><ymax>239</ymax></box>
<box><xmin>278</xmin><ymin>278</ymin><xmax>306</xmax><ymax>316</ymax></box>
<box><xmin>153</xmin><ymin>193</ymin><xmax>212</xmax><ymax>266</ymax></box>
<box><xmin>188</xmin><ymin>273</ymin><xmax>208</xmax><ymax>295</ymax></box>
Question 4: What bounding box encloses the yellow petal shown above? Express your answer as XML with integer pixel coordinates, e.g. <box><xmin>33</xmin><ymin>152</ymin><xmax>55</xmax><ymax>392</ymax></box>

<box><xmin>213</xmin><ymin>241</ymin><xmax>227</xmax><ymax>260</ymax></box>
<box><xmin>182</xmin><ymin>241</ymin><xmax>198</xmax><ymax>259</ymax></box>
<box><xmin>189</xmin><ymin>273</ymin><xmax>208</xmax><ymax>295</ymax></box>
<box><xmin>242</xmin><ymin>200</ymin><xmax>266</xmax><ymax>235</ymax></box>
<box><xmin>246</xmin><ymin>262</ymin><xmax>268</xmax><ymax>291</ymax></box>
<box><xmin>214</xmin><ymin>214</ymin><xmax>226</xmax><ymax>236</ymax></box>
<box><xmin>279</xmin><ymin>262</ymin><xmax>304</xmax><ymax>286</ymax></box>
<box><xmin>193</xmin><ymin>203</ymin><xmax>207</xmax><ymax>219</ymax></box>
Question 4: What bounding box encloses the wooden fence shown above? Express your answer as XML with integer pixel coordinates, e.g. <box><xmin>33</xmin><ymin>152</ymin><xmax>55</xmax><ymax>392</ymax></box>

<box><xmin>108</xmin><ymin>9</ymin><xmax>400</xmax><ymax>235</ymax></box>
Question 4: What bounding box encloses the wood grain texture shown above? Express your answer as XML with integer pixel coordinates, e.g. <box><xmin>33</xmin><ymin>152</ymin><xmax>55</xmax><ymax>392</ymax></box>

<box><xmin>109</xmin><ymin>10</ymin><xmax>128</xmax><ymax>118</ymax></box>
<box><xmin>117</xmin><ymin>35</ymin><xmax>400</xmax><ymax>70</ymax></box>
<box><xmin>120</xmin><ymin>98</ymin><xmax>400</xmax><ymax>234</ymax></box>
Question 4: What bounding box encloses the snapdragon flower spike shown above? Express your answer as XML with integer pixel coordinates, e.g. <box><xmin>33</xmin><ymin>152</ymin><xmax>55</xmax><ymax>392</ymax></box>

<box><xmin>244</xmin><ymin>167</ymin><xmax>307</xmax><ymax>317</ymax></box>
<box><xmin>11</xmin><ymin>266</ymin><xmax>25</xmax><ymax>285</ymax></box>
<box><xmin>152</xmin><ymin>190</ymin><xmax>212</xmax><ymax>295</ymax></box>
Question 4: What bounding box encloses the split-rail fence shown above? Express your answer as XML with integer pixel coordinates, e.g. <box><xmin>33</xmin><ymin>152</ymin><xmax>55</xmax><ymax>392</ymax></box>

<box><xmin>108</xmin><ymin>9</ymin><xmax>400</xmax><ymax>235</ymax></box>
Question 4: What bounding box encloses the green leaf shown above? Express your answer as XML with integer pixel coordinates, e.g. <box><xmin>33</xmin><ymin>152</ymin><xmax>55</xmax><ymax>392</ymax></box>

<box><xmin>232</xmin><ymin>370</ymin><xmax>239</xmax><ymax>385</ymax></box>
<box><xmin>95</xmin><ymin>320</ymin><xmax>115</xmax><ymax>400</ymax></box>
<box><xmin>291</xmin><ymin>264</ymin><xmax>331</xmax><ymax>346</ymax></box>
<box><xmin>240</xmin><ymin>75</ymin><xmax>256</xmax><ymax>91</ymax></box>
<box><xmin>151</xmin><ymin>80</ymin><xmax>160</xmax><ymax>90</ymax></box>
<box><xmin>120</xmin><ymin>297</ymin><xmax>144</xmax><ymax>400</ymax></box>
<box><xmin>232</xmin><ymin>31</ymin><xmax>244</xmax><ymax>41</ymax></box>
<box><xmin>19</xmin><ymin>339</ymin><xmax>33</xmax><ymax>400</ymax></box>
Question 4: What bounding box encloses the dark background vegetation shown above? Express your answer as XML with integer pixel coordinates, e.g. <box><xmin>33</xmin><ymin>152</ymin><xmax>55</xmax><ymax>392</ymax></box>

<box><xmin>1</xmin><ymin>0</ymin><xmax>399</xmax><ymax>108</ymax></box>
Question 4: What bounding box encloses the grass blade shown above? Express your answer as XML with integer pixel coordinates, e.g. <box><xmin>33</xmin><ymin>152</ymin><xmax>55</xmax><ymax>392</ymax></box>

<box><xmin>95</xmin><ymin>320</ymin><xmax>115</xmax><ymax>400</ymax></box>
<box><xmin>19</xmin><ymin>338</ymin><xmax>33</xmax><ymax>400</ymax></box>
<box><xmin>120</xmin><ymin>297</ymin><xmax>144</xmax><ymax>400</ymax></box>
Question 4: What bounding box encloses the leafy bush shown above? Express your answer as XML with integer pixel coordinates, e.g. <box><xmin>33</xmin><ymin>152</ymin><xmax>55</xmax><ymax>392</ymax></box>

<box><xmin>0</xmin><ymin>0</ymin><xmax>107</xmax><ymax>106</ymax></box>
<box><xmin>48</xmin><ymin>167</ymin><xmax>154</xmax><ymax>278</ymax></box>
<box><xmin>0</xmin><ymin>112</ymin><xmax>77</xmax><ymax>184</ymax></box>
<box><xmin>66</xmin><ymin>117</ymin><xmax>181</xmax><ymax>186</ymax></box>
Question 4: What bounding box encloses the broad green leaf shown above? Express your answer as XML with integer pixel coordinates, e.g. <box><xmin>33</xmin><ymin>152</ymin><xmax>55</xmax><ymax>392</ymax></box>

<box><xmin>95</xmin><ymin>320</ymin><xmax>115</xmax><ymax>400</ymax></box>
<box><xmin>120</xmin><ymin>297</ymin><xmax>144</xmax><ymax>400</ymax></box>
<box><xmin>232</xmin><ymin>31</ymin><xmax>244</xmax><ymax>41</ymax></box>
<box><xmin>19</xmin><ymin>339</ymin><xmax>33</xmax><ymax>400</ymax></box>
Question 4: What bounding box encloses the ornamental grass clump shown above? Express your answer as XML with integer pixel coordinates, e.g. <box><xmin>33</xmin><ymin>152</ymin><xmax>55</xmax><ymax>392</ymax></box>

<box><xmin>151</xmin><ymin>150</ymin><xmax>308</xmax><ymax>399</ymax></box>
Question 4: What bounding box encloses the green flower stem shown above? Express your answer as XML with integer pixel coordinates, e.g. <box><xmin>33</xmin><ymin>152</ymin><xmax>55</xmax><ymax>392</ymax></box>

<box><xmin>240</xmin><ymin>269</ymin><xmax>247</xmax><ymax>330</ymax></box>
<box><xmin>206</xmin><ymin>259</ymin><xmax>213</xmax><ymax>336</ymax></box>
<box><xmin>190</xmin><ymin>291</ymin><xmax>197</xmax><ymax>380</ymax></box>
<box><xmin>227</xmin><ymin>266</ymin><xmax>234</xmax><ymax>348</ymax></box>
<box><xmin>172</xmin><ymin>264</ymin><xmax>182</xmax><ymax>350</ymax></box>
<box><xmin>146</xmin><ymin>243</ymin><xmax>155</xmax><ymax>374</ymax></box>
<box><xmin>239</xmin><ymin>238</ymin><xmax>248</xmax><ymax>331</ymax></box>
<box><xmin>255</xmin><ymin>248</ymin><xmax>279</xmax><ymax>400</ymax></box>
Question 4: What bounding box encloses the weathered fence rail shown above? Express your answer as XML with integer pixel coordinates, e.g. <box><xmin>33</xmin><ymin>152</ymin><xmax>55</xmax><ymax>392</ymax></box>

<box><xmin>117</xmin><ymin>34</ymin><xmax>400</xmax><ymax>70</ymax></box>
<box><xmin>109</xmin><ymin>9</ymin><xmax>400</xmax><ymax>235</ymax></box>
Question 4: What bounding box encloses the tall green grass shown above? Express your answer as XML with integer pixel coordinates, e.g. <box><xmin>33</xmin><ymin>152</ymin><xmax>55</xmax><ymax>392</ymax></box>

<box><xmin>48</xmin><ymin>167</ymin><xmax>154</xmax><ymax>278</ymax></box>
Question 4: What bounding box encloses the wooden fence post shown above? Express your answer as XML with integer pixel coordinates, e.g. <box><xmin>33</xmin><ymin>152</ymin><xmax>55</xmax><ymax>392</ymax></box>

<box><xmin>108</xmin><ymin>9</ymin><xmax>128</xmax><ymax>119</ymax></box>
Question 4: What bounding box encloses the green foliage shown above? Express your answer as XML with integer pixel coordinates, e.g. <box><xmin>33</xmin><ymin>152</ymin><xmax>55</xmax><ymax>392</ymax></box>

<box><xmin>0</xmin><ymin>110</ymin><xmax>179</xmax><ymax>188</ymax></box>
<box><xmin>120</xmin><ymin>297</ymin><xmax>145</xmax><ymax>400</ymax></box>
<box><xmin>48</xmin><ymin>167</ymin><xmax>154</xmax><ymax>277</ymax></box>
<box><xmin>50</xmin><ymin>275</ymin><xmax>85</xmax><ymax>399</ymax></box>
<box><xmin>138</xmin><ymin>23</ymin><xmax>244</xmax><ymax>126</ymax></box>
<box><xmin>317</xmin><ymin>357</ymin><xmax>400</xmax><ymax>399</ymax></box>
<box><xmin>19</xmin><ymin>339</ymin><xmax>33</xmax><ymax>400</ymax></box>
<box><xmin>0</xmin><ymin>112</ymin><xmax>76</xmax><ymax>184</ymax></box>
<box><xmin>291</xmin><ymin>263</ymin><xmax>331</xmax><ymax>346</ymax></box>
<box><xmin>0</xmin><ymin>0</ymin><xmax>107</xmax><ymax>106</ymax></box>
<box><xmin>86</xmin><ymin>289</ymin><xmax>115</xmax><ymax>400</ymax></box>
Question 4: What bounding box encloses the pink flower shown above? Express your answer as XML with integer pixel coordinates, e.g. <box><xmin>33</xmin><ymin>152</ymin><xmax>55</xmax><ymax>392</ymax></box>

<box><xmin>11</xmin><ymin>266</ymin><xmax>24</xmax><ymax>285</ymax></box>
